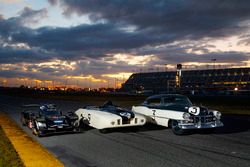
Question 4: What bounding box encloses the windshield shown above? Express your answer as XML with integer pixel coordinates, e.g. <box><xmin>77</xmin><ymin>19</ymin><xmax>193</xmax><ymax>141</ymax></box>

<box><xmin>41</xmin><ymin>109</ymin><xmax>61</xmax><ymax>116</ymax></box>
<box><xmin>163</xmin><ymin>96</ymin><xmax>192</xmax><ymax>106</ymax></box>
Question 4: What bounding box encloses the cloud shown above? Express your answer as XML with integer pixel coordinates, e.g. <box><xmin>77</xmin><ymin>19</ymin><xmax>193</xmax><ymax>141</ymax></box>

<box><xmin>0</xmin><ymin>0</ymin><xmax>22</xmax><ymax>4</ymax></box>
<box><xmin>1</xmin><ymin>2</ymin><xmax>250</xmax><ymax>87</ymax></box>
<box><xmin>0</xmin><ymin>7</ymin><xmax>47</xmax><ymax>29</ymax></box>
<box><xmin>48</xmin><ymin>0</ymin><xmax>57</xmax><ymax>6</ymax></box>
<box><xmin>0</xmin><ymin>7</ymin><xmax>47</xmax><ymax>38</ymax></box>
<box><xmin>53</xmin><ymin>0</ymin><xmax>250</xmax><ymax>39</ymax></box>
<box><xmin>4</xmin><ymin>21</ymin><xmax>169</xmax><ymax>61</ymax></box>
<box><xmin>1</xmin><ymin>2</ymin><xmax>250</xmax><ymax>64</ymax></box>
<box><xmin>238</xmin><ymin>33</ymin><xmax>250</xmax><ymax>46</ymax></box>
<box><xmin>17</xmin><ymin>7</ymin><xmax>48</xmax><ymax>26</ymax></box>
<box><xmin>0</xmin><ymin>45</ymin><xmax>54</xmax><ymax>64</ymax></box>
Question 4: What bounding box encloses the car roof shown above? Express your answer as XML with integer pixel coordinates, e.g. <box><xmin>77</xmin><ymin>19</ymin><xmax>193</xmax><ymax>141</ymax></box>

<box><xmin>22</xmin><ymin>104</ymin><xmax>40</xmax><ymax>108</ymax></box>
<box><xmin>146</xmin><ymin>94</ymin><xmax>187</xmax><ymax>100</ymax></box>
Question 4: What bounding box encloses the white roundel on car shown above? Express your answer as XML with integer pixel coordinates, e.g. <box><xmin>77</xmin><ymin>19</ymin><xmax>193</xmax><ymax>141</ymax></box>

<box><xmin>188</xmin><ymin>106</ymin><xmax>200</xmax><ymax>115</ymax></box>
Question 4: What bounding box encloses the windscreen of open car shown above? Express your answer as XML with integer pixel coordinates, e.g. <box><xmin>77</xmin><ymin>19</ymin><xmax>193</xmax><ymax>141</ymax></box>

<box><xmin>41</xmin><ymin>109</ymin><xmax>61</xmax><ymax>116</ymax></box>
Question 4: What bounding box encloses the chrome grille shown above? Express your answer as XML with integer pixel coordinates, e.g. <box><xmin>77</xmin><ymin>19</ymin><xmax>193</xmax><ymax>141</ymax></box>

<box><xmin>192</xmin><ymin>115</ymin><xmax>215</xmax><ymax>123</ymax></box>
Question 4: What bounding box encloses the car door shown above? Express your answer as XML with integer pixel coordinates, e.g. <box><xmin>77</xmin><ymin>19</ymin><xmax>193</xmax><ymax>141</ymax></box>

<box><xmin>146</xmin><ymin>97</ymin><xmax>162</xmax><ymax>120</ymax></box>
<box><xmin>147</xmin><ymin>97</ymin><xmax>184</xmax><ymax>127</ymax></box>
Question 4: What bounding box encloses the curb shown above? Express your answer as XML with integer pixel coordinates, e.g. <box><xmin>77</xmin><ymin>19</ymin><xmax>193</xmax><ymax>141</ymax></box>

<box><xmin>0</xmin><ymin>112</ymin><xmax>64</xmax><ymax>167</ymax></box>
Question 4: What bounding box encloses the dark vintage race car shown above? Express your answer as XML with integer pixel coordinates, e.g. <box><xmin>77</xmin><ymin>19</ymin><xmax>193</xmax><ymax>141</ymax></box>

<box><xmin>21</xmin><ymin>104</ymin><xmax>79</xmax><ymax>137</ymax></box>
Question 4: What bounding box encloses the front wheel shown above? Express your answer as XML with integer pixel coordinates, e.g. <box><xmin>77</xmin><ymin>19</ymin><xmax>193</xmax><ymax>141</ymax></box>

<box><xmin>171</xmin><ymin>120</ymin><xmax>185</xmax><ymax>135</ymax></box>
<box><xmin>73</xmin><ymin>119</ymin><xmax>84</xmax><ymax>132</ymax></box>
<box><xmin>32</xmin><ymin>121</ymin><xmax>44</xmax><ymax>137</ymax></box>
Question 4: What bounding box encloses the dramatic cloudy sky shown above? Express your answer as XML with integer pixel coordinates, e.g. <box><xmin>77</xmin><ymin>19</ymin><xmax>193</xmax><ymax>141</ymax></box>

<box><xmin>0</xmin><ymin>0</ymin><xmax>250</xmax><ymax>88</ymax></box>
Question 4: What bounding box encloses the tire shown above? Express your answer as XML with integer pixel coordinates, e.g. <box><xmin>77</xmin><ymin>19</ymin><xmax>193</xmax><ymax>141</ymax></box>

<box><xmin>32</xmin><ymin>121</ymin><xmax>43</xmax><ymax>137</ymax></box>
<box><xmin>32</xmin><ymin>127</ymin><xmax>38</xmax><ymax>136</ymax></box>
<box><xmin>168</xmin><ymin>119</ymin><xmax>172</xmax><ymax>128</ymax></box>
<box><xmin>73</xmin><ymin>119</ymin><xmax>83</xmax><ymax>132</ymax></box>
<box><xmin>171</xmin><ymin>120</ymin><xmax>185</xmax><ymax>135</ymax></box>
<box><xmin>79</xmin><ymin>119</ymin><xmax>86</xmax><ymax>132</ymax></box>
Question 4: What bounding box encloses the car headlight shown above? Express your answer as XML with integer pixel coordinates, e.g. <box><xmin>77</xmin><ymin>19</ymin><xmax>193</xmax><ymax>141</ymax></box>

<box><xmin>214</xmin><ymin>111</ymin><xmax>222</xmax><ymax>119</ymax></box>
<box><xmin>37</xmin><ymin>122</ymin><xmax>47</xmax><ymax>128</ymax></box>
<box><xmin>183</xmin><ymin>113</ymin><xmax>191</xmax><ymax>120</ymax></box>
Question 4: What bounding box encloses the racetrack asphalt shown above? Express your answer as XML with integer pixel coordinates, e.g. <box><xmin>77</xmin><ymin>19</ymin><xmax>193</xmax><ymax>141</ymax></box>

<box><xmin>0</xmin><ymin>95</ymin><xmax>249</xmax><ymax>167</ymax></box>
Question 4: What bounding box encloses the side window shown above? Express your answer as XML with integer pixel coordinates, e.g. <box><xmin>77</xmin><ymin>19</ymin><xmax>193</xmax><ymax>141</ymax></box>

<box><xmin>147</xmin><ymin>98</ymin><xmax>161</xmax><ymax>106</ymax></box>
<box><xmin>163</xmin><ymin>97</ymin><xmax>176</xmax><ymax>105</ymax></box>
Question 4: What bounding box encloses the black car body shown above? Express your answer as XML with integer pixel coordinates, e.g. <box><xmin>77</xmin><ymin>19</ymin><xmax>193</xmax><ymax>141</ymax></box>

<box><xmin>21</xmin><ymin>104</ymin><xmax>79</xmax><ymax>136</ymax></box>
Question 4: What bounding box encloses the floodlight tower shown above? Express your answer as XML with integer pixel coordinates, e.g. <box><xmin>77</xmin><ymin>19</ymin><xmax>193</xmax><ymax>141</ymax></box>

<box><xmin>176</xmin><ymin>64</ymin><xmax>182</xmax><ymax>88</ymax></box>
<box><xmin>165</xmin><ymin>64</ymin><xmax>168</xmax><ymax>71</ymax></box>
<box><xmin>211</xmin><ymin>59</ymin><xmax>217</xmax><ymax>69</ymax></box>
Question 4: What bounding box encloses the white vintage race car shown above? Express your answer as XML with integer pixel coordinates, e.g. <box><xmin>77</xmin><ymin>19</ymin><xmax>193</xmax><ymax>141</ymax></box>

<box><xmin>132</xmin><ymin>94</ymin><xmax>223</xmax><ymax>135</ymax></box>
<box><xmin>74</xmin><ymin>101</ymin><xmax>146</xmax><ymax>133</ymax></box>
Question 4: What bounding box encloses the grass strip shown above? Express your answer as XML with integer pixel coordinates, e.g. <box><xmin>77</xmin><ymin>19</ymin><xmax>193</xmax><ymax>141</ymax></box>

<box><xmin>0</xmin><ymin>126</ymin><xmax>24</xmax><ymax>167</ymax></box>
<box><xmin>0</xmin><ymin>112</ymin><xmax>64</xmax><ymax>167</ymax></box>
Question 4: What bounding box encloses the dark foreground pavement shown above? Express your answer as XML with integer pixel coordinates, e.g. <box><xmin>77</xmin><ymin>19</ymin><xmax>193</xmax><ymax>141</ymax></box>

<box><xmin>0</xmin><ymin>95</ymin><xmax>249</xmax><ymax>167</ymax></box>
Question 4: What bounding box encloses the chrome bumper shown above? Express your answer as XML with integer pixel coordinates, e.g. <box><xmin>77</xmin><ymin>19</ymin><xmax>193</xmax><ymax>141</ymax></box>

<box><xmin>178</xmin><ymin>120</ymin><xmax>223</xmax><ymax>129</ymax></box>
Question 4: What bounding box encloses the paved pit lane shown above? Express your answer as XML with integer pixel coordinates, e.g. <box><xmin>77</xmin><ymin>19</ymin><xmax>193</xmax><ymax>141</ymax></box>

<box><xmin>0</xmin><ymin>95</ymin><xmax>249</xmax><ymax>167</ymax></box>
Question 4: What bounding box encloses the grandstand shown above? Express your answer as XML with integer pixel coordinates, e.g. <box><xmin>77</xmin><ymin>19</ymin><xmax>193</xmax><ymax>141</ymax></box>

<box><xmin>120</xmin><ymin>67</ymin><xmax>250</xmax><ymax>95</ymax></box>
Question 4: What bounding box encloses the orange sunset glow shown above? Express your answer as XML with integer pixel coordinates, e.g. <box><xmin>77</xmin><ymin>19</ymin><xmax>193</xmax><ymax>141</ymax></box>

<box><xmin>0</xmin><ymin>0</ymin><xmax>249</xmax><ymax>89</ymax></box>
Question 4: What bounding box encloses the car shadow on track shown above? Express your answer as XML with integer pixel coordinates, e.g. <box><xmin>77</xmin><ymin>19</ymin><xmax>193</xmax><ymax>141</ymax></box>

<box><xmin>181</xmin><ymin>114</ymin><xmax>250</xmax><ymax>135</ymax></box>
<box><xmin>105</xmin><ymin>114</ymin><xmax>250</xmax><ymax>135</ymax></box>
<box><xmin>102</xmin><ymin>123</ymin><xmax>167</xmax><ymax>134</ymax></box>
<box><xmin>36</xmin><ymin>124</ymin><xmax>96</xmax><ymax>137</ymax></box>
<box><xmin>38</xmin><ymin>114</ymin><xmax>250</xmax><ymax>136</ymax></box>
<box><xmin>213</xmin><ymin>114</ymin><xmax>250</xmax><ymax>134</ymax></box>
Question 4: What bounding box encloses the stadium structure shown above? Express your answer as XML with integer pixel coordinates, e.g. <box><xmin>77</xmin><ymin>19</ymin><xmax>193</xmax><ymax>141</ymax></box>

<box><xmin>120</xmin><ymin>65</ymin><xmax>250</xmax><ymax>95</ymax></box>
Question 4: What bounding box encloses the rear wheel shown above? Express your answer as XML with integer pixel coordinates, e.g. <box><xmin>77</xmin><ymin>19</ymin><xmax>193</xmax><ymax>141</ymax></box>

<box><xmin>171</xmin><ymin>120</ymin><xmax>185</xmax><ymax>135</ymax></box>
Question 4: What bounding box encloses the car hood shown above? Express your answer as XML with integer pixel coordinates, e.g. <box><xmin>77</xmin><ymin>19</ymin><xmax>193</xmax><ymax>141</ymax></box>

<box><xmin>45</xmin><ymin>115</ymin><xmax>66</xmax><ymax>124</ymax></box>
<box><xmin>100</xmin><ymin>106</ymin><xmax>135</xmax><ymax>120</ymax></box>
